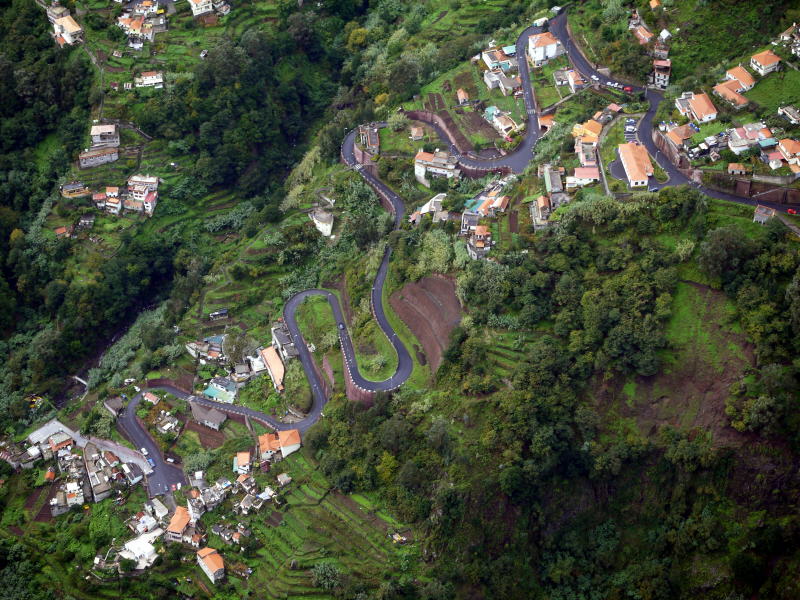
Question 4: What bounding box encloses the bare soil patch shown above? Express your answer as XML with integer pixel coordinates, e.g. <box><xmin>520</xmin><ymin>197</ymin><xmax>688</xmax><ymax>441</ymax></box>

<box><xmin>389</xmin><ymin>275</ymin><xmax>461</xmax><ymax>371</ymax></box>
<box><xmin>185</xmin><ymin>420</ymin><xmax>225</xmax><ymax>449</ymax></box>
<box><xmin>509</xmin><ymin>211</ymin><xmax>519</xmax><ymax>233</ymax></box>
<box><xmin>436</xmin><ymin>109</ymin><xmax>473</xmax><ymax>151</ymax></box>
<box><xmin>34</xmin><ymin>484</ymin><xmax>58</xmax><ymax>522</ymax></box>
<box><xmin>461</xmin><ymin>110</ymin><xmax>501</xmax><ymax>142</ymax></box>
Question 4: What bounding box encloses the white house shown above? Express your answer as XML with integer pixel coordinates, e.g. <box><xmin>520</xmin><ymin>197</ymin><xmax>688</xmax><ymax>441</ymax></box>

<box><xmin>750</xmin><ymin>50</ymin><xmax>781</xmax><ymax>76</ymax></box>
<box><xmin>189</xmin><ymin>0</ymin><xmax>213</xmax><ymax>17</ymax></box>
<box><xmin>90</xmin><ymin>124</ymin><xmax>120</xmax><ymax>148</ymax></box>
<box><xmin>197</xmin><ymin>548</ymin><xmax>225</xmax><ymax>584</ymax></box>
<box><xmin>118</xmin><ymin>528</ymin><xmax>164</xmax><ymax>570</ymax></box>
<box><xmin>483</xmin><ymin>69</ymin><xmax>518</xmax><ymax>96</ymax></box>
<box><xmin>53</xmin><ymin>15</ymin><xmax>83</xmax><ymax>46</ymax></box>
<box><xmin>414</xmin><ymin>150</ymin><xmax>460</xmax><ymax>187</ymax></box>
<box><xmin>134</xmin><ymin>71</ymin><xmax>163</xmax><ymax>88</ymax></box>
<box><xmin>527</xmin><ymin>31</ymin><xmax>564</xmax><ymax>66</ymax></box>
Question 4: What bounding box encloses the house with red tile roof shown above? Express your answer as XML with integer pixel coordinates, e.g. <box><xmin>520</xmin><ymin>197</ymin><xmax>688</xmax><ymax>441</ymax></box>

<box><xmin>750</xmin><ymin>50</ymin><xmax>781</xmax><ymax>76</ymax></box>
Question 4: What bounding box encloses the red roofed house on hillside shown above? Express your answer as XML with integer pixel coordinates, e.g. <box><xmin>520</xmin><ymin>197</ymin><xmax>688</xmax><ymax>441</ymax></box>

<box><xmin>675</xmin><ymin>92</ymin><xmax>717</xmax><ymax>123</ymax></box>
<box><xmin>713</xmin><ymin>80</ymin><xmax>749</xmax><ymax>109</ymax></box>
<box><xmin>726</xmin><ymin>66</ymin><xmax>755</xmax><ymax>91</ymax></box>
<box><xmin>260</xmin><ymin>346</ymin><xmax>285</xmax><ymax>392</ymax></box>
<box><xmin>166</xmin><ymin>506</ymin><xmax>190</xmax><ymax>542</ymax></box>
<box><xmin>750</xmin><ymin>49</ymin><xmax>781</xmax><ymax>76</ymax></box>
<box><xmin>633</xmin><ymin>25</ymin><xmax>653</xmax><ymax>45</ymax></box>
<box><xmin>527</xmin><ymin>31</ymin><xmax>564</xmax><ymax>66</ymax></box>
<box><xmin>258</xmin><ymin>429</ymin><xmax>302</xmax><ymax>460</ymax></box>
<box><xmin>778</xmin><ymin>139</ymin><xmax>800</xmax><ymax>166</ymax></box>
<box><xmin>197</xmin><ymin>547</ymin><xmax>225</xmax><ymax>583</ymax></box>
<box><xmin>618</xmin><ymin>142</ymin><xmax>654</xmax><ymax>188</ymax></box>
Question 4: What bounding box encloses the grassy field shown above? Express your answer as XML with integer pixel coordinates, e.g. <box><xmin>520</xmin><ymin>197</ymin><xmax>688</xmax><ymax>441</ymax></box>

<box><xmin>745</xmin><ymin>68</ymin><xmax>800</xmax><ymax>112</ymax></box>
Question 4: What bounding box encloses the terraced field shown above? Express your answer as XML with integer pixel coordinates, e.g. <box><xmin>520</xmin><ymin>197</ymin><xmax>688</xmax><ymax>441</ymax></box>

<box><xmin>486</xmin><ymin>330</ymin><xmax>539</xmax><ymax>378</ymax></box>
<box><xmin>241</xmin><ymin>451</ymin><xmax>412</xmax><ymax>598</ymax></box>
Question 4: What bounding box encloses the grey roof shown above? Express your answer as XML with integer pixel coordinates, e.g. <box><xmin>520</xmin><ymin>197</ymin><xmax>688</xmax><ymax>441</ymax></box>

<box><xmin>190</xmin><ymin>401</ymin><xmax>227</xmax><ymax>426</ymax></box>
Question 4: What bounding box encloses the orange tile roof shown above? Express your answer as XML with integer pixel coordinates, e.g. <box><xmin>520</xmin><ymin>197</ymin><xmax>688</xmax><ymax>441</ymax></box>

<box><xmin>584</xmin><ymin>120</ymin><xmax>603</xmax><ymax>136</ymax></box>
<box><xmin>236</xmin><ymin>451</ymin><xmax>250</xmax><ymax>465</ymax></box>
<box><xmin>727</xmin><ymin>66</ymin><xmax>755</xmax><ymax>89</ymax></box>
<box><xmin>45</xmin><ymin>469</ymin><xmax>55</xmax><ymax>481</ymax></box>
<box><xmin>618</xmin><ymin>142</ymin><xmax>654</xmax><ymax>184</ymax></box>
<box><xmin>456</xmin><ymin>88</ymin><xmax>469</xmax><ymax>102</ymax></box>
<box><xmin>278</xmin><ymin>429</ymin><xmax>301</xmax><ymax>448</ymax></box>
<box><xmin>167</xmin><ymin>506</ymin><xmax>190</xmax><ymax>534</ymax></box>
<box><xmin>713</xmin><ymin>80</ymin><xmax>748</xmax><ymax>106</ymax></box>
<box><xmin>538</xmin><ymin>114</ymin><xmax>554</xmax><ymax>126</ymax></box>
<box><xmin>752</xmin><ymin>49</ymin><xmax>780</xmax><ymax>67</ymax></box>
<box><xmin>688</xmin><ymin>93</ymin><xmax>717</xmax><ymax>120</ymax></box>
<box><xmin>474</xmin><ymin>225</ymin><xmax>490</xmax><ymax>236</ymax></box>
<box><xmin>634</xmin><ymin>26</ymin><xmax>653</xmax><ymax>44</ymax></box>
<box><xmin>258</xmin><ymin>433</ymin><xmax>281</xmax><ymax>454</ymax></box>
<box><xmin>236</xmin><ymin>473</ymin><xmax>249</xmax><ymax>483</ymax></box>
<box><xmin>531</xmin><ymin>31</ymin><xmax>559</xmax><ymax>48</ymax></box>
<box><xmin>649</xmin><ymin>0</ymin><xmax>660</xmax><ymax>7</ymax></box>
<box><xmin>197</xmin><ymin>547</ymin><xmax>224</xmax><ymax>572</ymax></box>
<box><xmin>537</xmin><ymin>196</ymin><xmax>550</xmax><ymax>209</ymax></box>
<box><xmin>727</xmin><ymin>163</ymin><xmax>747</xmax><ymax>172</ymax></box>
<box><xmin>780</xmin><ymin>139</ymin><xmax>800</xmax><ymax>154</ymax></box>
<box><xmin>415</xmin><ymin>150</ymin><xmax>435</xmax><ymax>162</ymax></box>
<box><xmin>260</xmin><ymin>346</ymin><xmax>284</xmax><ymax>390</ymax></box>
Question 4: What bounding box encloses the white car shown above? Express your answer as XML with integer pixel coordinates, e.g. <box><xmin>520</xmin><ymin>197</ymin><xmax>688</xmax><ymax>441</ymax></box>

<box><xmin>606</xmin><ymin>81</ymin><xmax>613</xmax><ymax>86</ymax></box>
<box><xmin>590</xmin><ymin>74</ymin><xmax>599</xmax><ymax>81</ymax></box>
<box><xmin>141</xmin><ymin>447</ymin><xmax>148</xmax><ymax>456</ymax></box>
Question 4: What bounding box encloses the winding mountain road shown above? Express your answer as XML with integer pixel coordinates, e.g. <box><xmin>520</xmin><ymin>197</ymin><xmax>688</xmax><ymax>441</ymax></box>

<box><xmin>117</xmin><ymin>9</ymin><xmax>796</xmax><ymax>497</ymax></box>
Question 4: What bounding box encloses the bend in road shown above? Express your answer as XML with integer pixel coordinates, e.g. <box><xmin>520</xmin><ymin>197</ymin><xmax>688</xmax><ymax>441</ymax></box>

<box><xmin>116</xmin><ymin>14</ymin><xmax>798</xmax><ymax>497</ymax></box>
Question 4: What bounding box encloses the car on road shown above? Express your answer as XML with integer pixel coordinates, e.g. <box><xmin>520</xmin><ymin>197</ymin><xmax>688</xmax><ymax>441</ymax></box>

<box><xmin>591</xmin><ymin>74</ymin><xmax>599</xmax><ymax>81</ymax></box>
<box><xmin>147</xmin><ymin>457</ymin><xmax>155</xmax><ymax>467</ymax></box>
<box><xmin>141</xmin><ymin>447</ymin><xmax>148</xmax><ymax>456</ymax></box>
<box><xmin>649</xmin><ymin>187</ymin><xmax>659</xmax><ymax>192</ymax></box>
<box><xmin>338</xmin><ymin>322</ymin><xmax>345</xmax><ymax>330</ymax></box>
<box><xmin>166</xmin><ymin>457</ymin><xmax>175</xmax><ymax>463</ymax></box>
<box><xmin>623</xmin><ymin>86</ymin><xmax>633</xmax><ymax>92</ymax></box>
<box><xmin>606</xmin><ymin>81</ymin><xmax>613</xmax><ymax>86</ymax></box>
<box><xmin>788</xmin><ymin>208</ymin><xmax>797</xmax><ymax>215</ymax></box>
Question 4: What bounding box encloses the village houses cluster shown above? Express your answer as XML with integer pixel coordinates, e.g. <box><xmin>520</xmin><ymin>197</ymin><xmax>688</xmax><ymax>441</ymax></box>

<box><xmin>661</xmin><ymin>42</ymin><xmax>800</xmax><ymax>177</ymax></box>
<box><xmin>185</xmin><ymin>318</ymin><xmax>300</xmax><ymax>407</ymax></box>
<box><xmin>0</xmin><ymin>421</ymin><xmax>146</xmax><ymax>517</ymax></box>
<box><xmin>99</xmin><ymin>425</ymin><xmax>301</xmax><ymax>583</ymax></box>
<box><xmin>57</xmin><ymin>171</ymin><xmax>160</xmax><ymax>238</ymax></box>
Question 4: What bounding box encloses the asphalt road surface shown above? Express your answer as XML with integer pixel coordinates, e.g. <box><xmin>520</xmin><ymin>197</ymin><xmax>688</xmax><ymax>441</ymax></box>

<box><xmin>117</xmin><ymin>391</ymin><xmax>186</xmax><ymax>497</ymax></box>
<box><xmin>117</xmin><ymin>12</ymin><xmax>800</xmax><ymax>498</ymax></box>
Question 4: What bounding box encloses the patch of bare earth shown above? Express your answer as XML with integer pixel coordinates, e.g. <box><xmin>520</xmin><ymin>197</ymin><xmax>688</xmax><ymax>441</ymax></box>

<box><xmin>185</xmin><ymin>420</ymin><xmax>225</xmax><ymax>449</ymax></box>
<box><xmin>389</xmin><ymin>275</ymin><xmax>461</xmax><ymax>372</ymax></box>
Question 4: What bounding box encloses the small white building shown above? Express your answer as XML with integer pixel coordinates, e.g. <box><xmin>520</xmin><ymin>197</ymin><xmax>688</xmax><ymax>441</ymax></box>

<box><xmin>189</xmin><ymin>0</ymin><xmax>214</xmax><ymax>17</ymax></box>
<box><xmin>309</xmin><ymin>208</ymin><xmax>333</xmax><ymax>237</ymax></box>
<box><xmin>134</xmin><ymin>71</ymin><xmax>163</xmax><ymax>88</ymax></box>
<box><xmin>119</xmin><ymin>528</ymin><xmax>164</xmax><ymax>569</ymax></box>
<box><xmin>414</xmin><ymin>150</ymin><xmax>460</xmax><ymax>187</ymax></box>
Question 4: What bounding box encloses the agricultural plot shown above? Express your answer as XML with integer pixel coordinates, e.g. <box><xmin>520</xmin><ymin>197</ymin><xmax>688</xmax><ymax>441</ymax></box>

<box><xmin>238</xmin><ymin>450</ymin><xmax>413</xmax><ymax>599</ymax></box>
